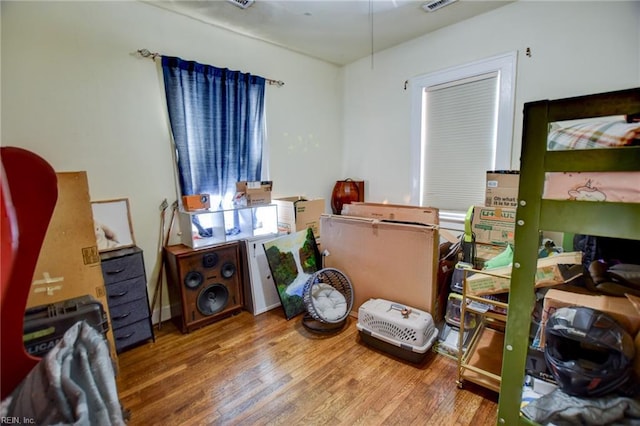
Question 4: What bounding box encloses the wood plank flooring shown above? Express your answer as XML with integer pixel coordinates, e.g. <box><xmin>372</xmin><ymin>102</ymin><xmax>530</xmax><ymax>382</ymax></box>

<box><xmin>116</xmin><ymin>309</ymin><xmax>498</xmax><ymax>425</ymax></box>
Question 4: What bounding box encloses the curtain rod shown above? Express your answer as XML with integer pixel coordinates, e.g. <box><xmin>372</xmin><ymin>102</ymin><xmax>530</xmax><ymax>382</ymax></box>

<box><xmin>136</xmin><ymin>48</ymin><xmax>285</xmax><ymax>87</ymax></box>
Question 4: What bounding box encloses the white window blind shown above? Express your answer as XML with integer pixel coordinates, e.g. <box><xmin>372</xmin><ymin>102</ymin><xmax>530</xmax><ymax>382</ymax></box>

<box><xmin>422</xmin><ymin>73</ymin><xmax>498</xmax><ymax>211</ymax></box>
<box><xmin>410</xmin><ymin>51</ymin><xmax>516</xmax><ymax>224</ymax></box>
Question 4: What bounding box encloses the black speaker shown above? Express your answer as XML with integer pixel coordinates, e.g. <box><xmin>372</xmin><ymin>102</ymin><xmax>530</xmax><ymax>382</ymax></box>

<box><xmin>202</xmin><ymin>252</ymin><xmax>218</xmax><ymax>268</ymax></box>
<box><xmin>197</xmin><ymin>284</ymin><xmax>229</xmax><ymax>315</ymax></box>
<box><xmin>184</xmin><ymin>271</ymin><xmax>203</xmax><ymax>289</ymax></box>
<box><xmin>164</xmin><ymin>241</ymin><xmax>244</xmax><ymax>333</ymax></box>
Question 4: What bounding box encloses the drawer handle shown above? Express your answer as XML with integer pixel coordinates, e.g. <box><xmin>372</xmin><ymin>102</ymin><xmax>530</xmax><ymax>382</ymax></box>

<box><xmin>116</xmin><ymin>331</ymin><xmax>135</xmax><ymax>340</ymax></box>
<box><xmin>113</xmin><ymin>312</ymin><xmax>131</xmax><ymax>320</ymax></box>
<box><xmin>106</xmin><ymin>268</ymin><xmax>125</xmax><ymax>275</ymax></box>
<box><xmin>109</xmin><ymin>290</ymin><xmax>129</xmax><ymax>298</ymax></box>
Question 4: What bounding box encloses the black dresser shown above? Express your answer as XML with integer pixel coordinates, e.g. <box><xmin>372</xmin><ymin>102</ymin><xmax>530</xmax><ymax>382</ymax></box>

<box><xmin>100</xmin><ymin>246</ymin><xmax>154</xmax><ymax>353</ymax></box>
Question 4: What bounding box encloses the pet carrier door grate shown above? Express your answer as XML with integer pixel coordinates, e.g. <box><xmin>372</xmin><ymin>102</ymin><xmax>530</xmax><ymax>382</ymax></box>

<box><xmin>358</xmin><ymin>314</ymin><xmax>424</xmax><ymax>345</ymax></box>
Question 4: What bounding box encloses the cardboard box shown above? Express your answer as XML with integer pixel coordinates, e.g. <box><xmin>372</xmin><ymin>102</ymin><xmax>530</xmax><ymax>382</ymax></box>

<box><xmin>472</xmin><ymin>205</ymin><xmax>516</xmax><ymax>246</ymax></box>
<box><xmin>465</xmin><ymin>251</ymin><xmax>583</xmax><ymax>296</ymax></box>
<box><xmin>28</xmin><ymin>172</ymin><xmax>117</xmax><ymax>361</ymax></box>
<box><xmin>539</xmin><ymin>289</ymin><xmax>640</xmax><ymax>348</ymax></box>
<box><xmin>341</xmin><ymin>202</ymin><xmax>439</xmax><ymax>225</ymax></box>
<box><xmin>236</xmin><ymin>181</ymin><xmax>273</xmax><ymax>206</ymax></box>
<box><xmin>486</xmin><ymin>171</ymin><xmax>519</xmax><ymax>207</ymax></box>
<box><xmin>273</xmin><ymin>197</ymin><xmax>325</xmax><ymax>239</ymax></box>
<box><xmin>320</xmin><ymin>214</ymin><xmax>438</xmax><ymax>316</ymax></box>
<box><xmin>474</xmin><ymin>243</ymin><xmax>508</xmax><ymax>270</ymax></box>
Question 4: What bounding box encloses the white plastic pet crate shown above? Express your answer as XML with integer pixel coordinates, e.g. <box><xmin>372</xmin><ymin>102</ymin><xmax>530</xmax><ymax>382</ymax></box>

<box><xmin>356</xmin><ymin>298</ymin><xmax>439</xmax><ymax>363</ymax></box>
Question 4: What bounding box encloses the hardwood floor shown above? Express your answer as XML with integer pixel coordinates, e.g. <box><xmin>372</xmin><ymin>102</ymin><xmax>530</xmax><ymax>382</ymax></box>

<box><xmin>116</xmin><ymin>309</ymin><xmax>498</xmax><ymax>425</ymax></box>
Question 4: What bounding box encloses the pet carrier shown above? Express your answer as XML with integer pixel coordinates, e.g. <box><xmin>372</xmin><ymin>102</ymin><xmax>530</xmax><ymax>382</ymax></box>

<box><xmin>357</xmin><ymin>298</ymin><xmax>438</xmax><ymax>363</ymax></box>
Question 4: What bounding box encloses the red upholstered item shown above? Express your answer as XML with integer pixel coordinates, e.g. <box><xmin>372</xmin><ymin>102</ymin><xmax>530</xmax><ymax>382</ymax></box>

<box><xmin>0</xmin><ymin>147</ymin><xmax>58</xmax><ymax>399</ymax></box>
<box><xmin>1</xmin><ymin>165</ymin><xmax>16</xmax><ymax>305</ymax></box>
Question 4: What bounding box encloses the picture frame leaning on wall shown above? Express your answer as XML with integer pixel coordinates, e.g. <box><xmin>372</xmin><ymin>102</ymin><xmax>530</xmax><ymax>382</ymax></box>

<box><xmin>91</xmin><ymin>198</ymin><xmax>136</xmax><ymax>252</ymax></box>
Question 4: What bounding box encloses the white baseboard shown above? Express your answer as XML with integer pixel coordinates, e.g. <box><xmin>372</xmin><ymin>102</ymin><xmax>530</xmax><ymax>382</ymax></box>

<box><xmin>150</xmin><ymin>305</ymin><xmax>173</xmax><ymax>325</ymax></box>
<box><xmin>251</xmin><ymin>302</ymin><xmax>281</xmax><ymax>316</ymax></box>
<box><xmin>150</xmin><ymin>302</ymin><xmax>282</xmax><ymax>323</ymax></box>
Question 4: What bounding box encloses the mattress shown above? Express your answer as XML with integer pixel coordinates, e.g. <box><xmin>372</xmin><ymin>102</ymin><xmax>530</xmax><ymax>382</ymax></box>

<box><xmin>547</xmin><ymin>119</ymin><xmax>640</xmax><ymax>150</ymax></box>
<box><xmin>543</xmin><ymin>171</ymin><xmax>640</xmax><ymax>203</ymax></box>
<box><xmin>543</xmin><ymin>118</ymin><xmax>640</xmax><ymax>203</ymax></box>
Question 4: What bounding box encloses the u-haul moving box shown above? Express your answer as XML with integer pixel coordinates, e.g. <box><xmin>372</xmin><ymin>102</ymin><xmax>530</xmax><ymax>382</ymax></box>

<box><xmin>472</xmin><ymin>205</ymin><xmax>516</xmax><ymax>246</ymax></box>
<box><xmin>485</xmin><ymin>171</ymin><xmax>519</xmax><ymax>208</ymax></box>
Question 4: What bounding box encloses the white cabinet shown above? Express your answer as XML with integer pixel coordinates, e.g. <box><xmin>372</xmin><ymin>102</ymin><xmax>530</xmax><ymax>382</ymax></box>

<box><xmin>242</xmin><ymin>236</ymin><xmax>281</xmax><ymax>315</ymax></box>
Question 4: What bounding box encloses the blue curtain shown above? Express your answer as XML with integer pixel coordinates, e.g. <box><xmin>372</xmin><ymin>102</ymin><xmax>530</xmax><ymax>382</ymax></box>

<box><xmin>161</xmin><ymin>56</ymin><xmax>266</xmax><ymax>209</ymax></box>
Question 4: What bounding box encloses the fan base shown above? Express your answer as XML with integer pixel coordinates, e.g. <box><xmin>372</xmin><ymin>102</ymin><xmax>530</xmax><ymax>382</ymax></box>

<box><xmin>302</xmin><ymin>313</ymin><xmax>346</xmax><ymax>333</ymax></box>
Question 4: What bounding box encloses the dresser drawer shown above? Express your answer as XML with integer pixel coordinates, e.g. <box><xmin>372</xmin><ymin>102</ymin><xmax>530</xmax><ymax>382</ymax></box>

<box><xmin>105</xmin><ymin>276</ymin><xmax>147</xmax><ymax>308</ymax></box>
<box><xmin>113</xmin><ymin>319</ymin><xmax>154</xmax><ymax>353</ymax></box>
<box><xmin>101</xmin><ymin>252</ymin><xmax>145</xmax><ymax>284</ymax></box>
<box><xmin>109</xmin><ymin>297</ymin><xmax>151</xmax><ymax>330</ymax></box>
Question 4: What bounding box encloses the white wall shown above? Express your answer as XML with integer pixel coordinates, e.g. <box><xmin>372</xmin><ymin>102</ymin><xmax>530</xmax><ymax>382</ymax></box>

<box><xmin>1</xmin><ymin>1</ymin><xmax>343</xmax><ymax>319</ymax></box>
<box><xmin>3</xmin><ymin>0</ymin><xmax>639</xmax><ymax>321</ymax></box>
<box><xmin>342</xmin><ymin>1</ymin><xmax>640</xmax><ymax>205</ymax></box>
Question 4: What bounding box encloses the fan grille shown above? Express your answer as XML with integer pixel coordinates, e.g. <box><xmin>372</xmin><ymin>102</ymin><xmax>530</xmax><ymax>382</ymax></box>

<box><xmin>359</xmin><ymin>312</ymin><xmax>434</xmax><ymax>345</ymax></box>
<box><xmin>422</xmin><ymin>0</ymin><xmax>458</xmax><ymax>13</ymax></box>
<box><xmin>227</xmin><ymin>0</ymin><xmax>254</xmax><ymax>9</ymax></box>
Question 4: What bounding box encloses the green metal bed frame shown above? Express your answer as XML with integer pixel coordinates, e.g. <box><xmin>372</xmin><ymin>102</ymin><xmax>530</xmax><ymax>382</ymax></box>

<box><xmin>496</xmin><ymin>87</ymin><xmax>640</xmax><ymax>425</ymax></box>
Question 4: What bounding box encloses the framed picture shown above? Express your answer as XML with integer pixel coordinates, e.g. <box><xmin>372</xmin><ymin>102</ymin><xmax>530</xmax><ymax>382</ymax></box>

<box><xmin>91</xmin><ymin>198</ymin><xmax>136</xmax><ymax>252</ymax></box>
<box><xmin>263</xmin><ymin>228</ymin><xmax>322</xmax><ymax>320</ymax></box>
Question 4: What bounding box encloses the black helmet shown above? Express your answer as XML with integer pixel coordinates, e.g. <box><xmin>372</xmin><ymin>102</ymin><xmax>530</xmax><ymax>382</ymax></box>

<box><xmin>544</xmin><ymin>306</ymin><xmax>635</xmax><ymax>397</ymax></box>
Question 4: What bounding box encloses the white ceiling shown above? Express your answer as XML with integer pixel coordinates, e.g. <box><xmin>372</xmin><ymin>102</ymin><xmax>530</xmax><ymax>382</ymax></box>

<box><xmin>145</xmin><ymin>0</ymin><xmax>512</xmax><ymax>65</ymax></box>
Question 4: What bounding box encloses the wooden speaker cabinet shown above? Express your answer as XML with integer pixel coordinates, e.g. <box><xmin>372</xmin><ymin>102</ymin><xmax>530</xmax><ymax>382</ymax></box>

<box><xmin>164</xmin><ymin>242</ymin><xmax>244</xmax><ymax>333</ymax></box>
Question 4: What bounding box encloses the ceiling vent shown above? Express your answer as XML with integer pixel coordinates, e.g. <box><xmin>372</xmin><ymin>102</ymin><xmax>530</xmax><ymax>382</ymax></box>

<box><xmin>227</xmin><ymin>0</ymin><xmax>255</xmax><ymax>9</ymax></box>
<box><xmin>422</xmin><ymin>0</ymin><xmax>457</xmax><ymax>12</ymax></box>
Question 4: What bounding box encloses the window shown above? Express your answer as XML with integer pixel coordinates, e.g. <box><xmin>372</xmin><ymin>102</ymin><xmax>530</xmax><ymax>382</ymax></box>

<box><xmin>410</xmin><ymin>52</ymin><xmax>517</xmax><ymax>225</ymax></box>
<box><xmin>161</xmin><ymin>56</ymin><xmax>267</xmax><ymax>210</ymax></box>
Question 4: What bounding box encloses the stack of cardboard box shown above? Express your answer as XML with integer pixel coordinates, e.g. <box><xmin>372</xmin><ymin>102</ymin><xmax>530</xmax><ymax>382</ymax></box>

<box><xmin>472</xmin><ymin>171</ymin><xmax>519</xmax><ymax>264</ymax></box>
<box><xmin>469</xmin><ymin>171</ymin><xmax>586</xmax><ymax>295</ymax></box>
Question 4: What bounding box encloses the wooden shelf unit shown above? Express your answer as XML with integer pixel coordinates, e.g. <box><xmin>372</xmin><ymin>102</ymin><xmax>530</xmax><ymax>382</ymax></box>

<box><xmin>457</xmin><ymin>267</ymin><xmax>509</xmax><ymax>393</ymax></box>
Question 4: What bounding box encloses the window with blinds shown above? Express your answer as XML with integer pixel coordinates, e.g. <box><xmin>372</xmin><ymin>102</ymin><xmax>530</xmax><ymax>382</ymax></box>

<box><xmin>410</xmin><ymin>52</ymin><xmax>517</xmax><ymax>223</ymax></box>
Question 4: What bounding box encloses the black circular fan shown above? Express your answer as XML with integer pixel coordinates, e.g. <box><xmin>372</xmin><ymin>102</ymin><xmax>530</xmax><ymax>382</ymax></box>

<box><xmin>302</xmin><ymin>268</ymin><xmax>354</xmax><ymax>333</ymax></box>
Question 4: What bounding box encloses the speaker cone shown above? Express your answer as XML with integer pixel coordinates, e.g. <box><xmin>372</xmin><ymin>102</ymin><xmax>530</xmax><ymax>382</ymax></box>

<box><xmin>184</xmin><ymin>270</ymin><xmax>203</xmax><ymax>289</ymax></box>
<box><xmin>197</xmin><ymin>284</ymin><xmax>229</xmax><ymax>316</ymax></box>
<box><xmin>202</xmin><ymin>253</ymin><xmax>218</xmax><ymax>268</ymax></box>
<box><xmin>221</xmin><ymin>262</ymin><xmax>236</xmax><ymax>279</ymax></box>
